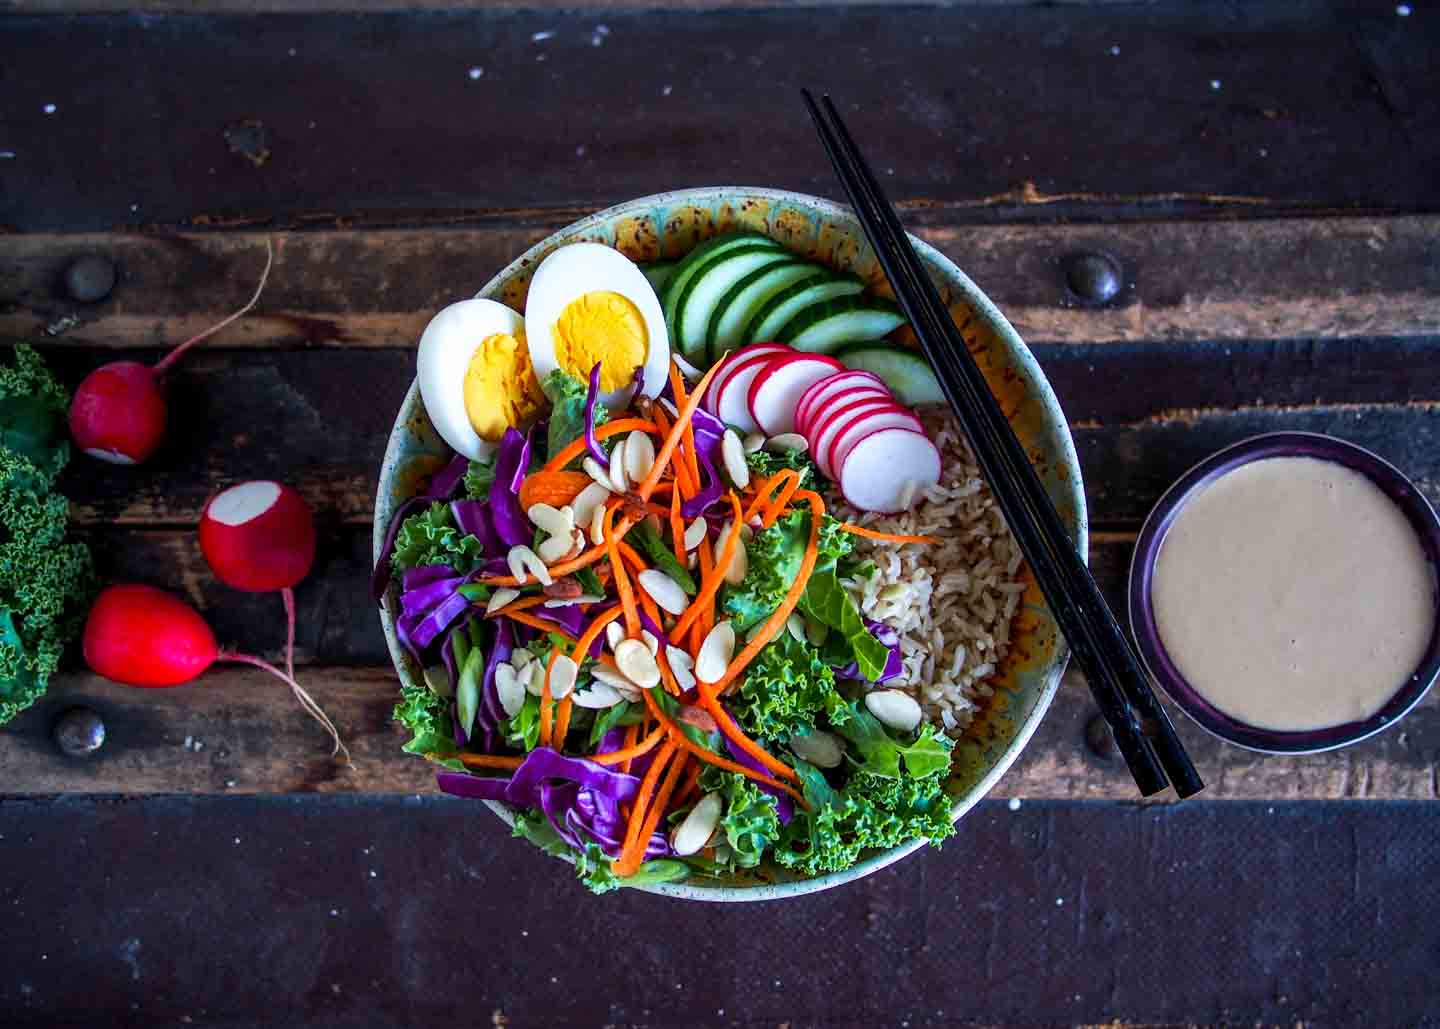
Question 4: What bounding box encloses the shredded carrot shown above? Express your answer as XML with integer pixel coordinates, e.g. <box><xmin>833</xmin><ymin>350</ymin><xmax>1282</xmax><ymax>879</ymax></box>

<box><xmin>536</xmin><ymin>418</ymin><xmax>658</xmax><ymax>478</ymax></box>
<box><xmin>639</xmin><ymin>688</ymin><xmax>807</xmax><ymax>807</ymax></box>
<box><xmin>635</xmin><ymin>361</ymin><xmax>725</xmax><ymax>502</ymax></box>
<box><xmin>671</xmin><ymin>491</ymin><xmax>743</xmax><ymax>640</ymax></box>
<box><xmin>637</xmin><ymin>590</ymin><xmax>664</xmax><ymax>640</ymax></box>
<box><xmin>761</xmin><ymin>474</ymin><xmax>803</xmax><ymax>529</ymax></box>
<box><xmin>652</xmin><ymin>404</ymin><xmax>696</xmax><ymax>498</ymax></box>
<box><xmin>691</xmin><ymin>538</ymin><xmax>713</xmax><ymax>652</ymax></box>
<box><xmin>695</xmin><ymin>680</ymin><xmax>798</xmax><ymax>783</ymax></box>
<box><xmin>504</xmin><ymin>609</ymin><xmax>579</xmax><ymax>641</ymax></box>
<box><xmin>458</xmin><ymin>753</ymin><xmax>524</xmax><ymax>770</ymax></box>
<box><xmin>573</xmin><ymin>604</ymin><xmax>624</xmax><ymax>663</ymax></box>
<box><xmin>618</xmin><ymin>540</ymin><xmax>650</xmax><ymax>574</ymax></box>
<box><xmin>478</xmin><ymin>541</ymin><xmax>609</xmax><ymax>587</ymax></box>
<box><xmin>712</xmin><ymin>489</ymin><xmax>825</xmax><ymax>693</ymax></box>
<box><xmin>539</xmin><ymin>650</ymin><xmax>558</xmax><ymax>749</ymax></box>
<box><xmin>593</xmin><ymin>724</ymin><xmax>665</xmax><ymax>767</ymax></box>
<box><xmin>743</xmin><ymin>468</ymin><xmax>800</xmax><ymax>523</ymax></box>
<box><xmin>655</xmin><ymin>645</ymin><xmax>683</xmax><ymax>697</ymax></box>
<box><xmin>676</xmin><ymin>761</ymin><xmax>704</xmax><ymax>807</ymax></box>
<box><xmin>613</xmin><ymin>739</ymin><xmax>677</xmax><ymax>875</ymax></box>
<box><xmin>837</xmin><ymin>523</ymin><xmax>940</xmax><ymax>545</ymax></box>
<box><xmin>616</xmin><ymin>750</ymin><xmax>689</xmax><ymax>877</ymax></box>
<box><xmin>483</xmin><ymin>594</ymin><xmax>549</xmax><ymax>620</ymax></box>
<box><xmin>553</xmin><ymin>697</ymin><xmax>573</xmax><ymax>749</ymax></box>
<box><xmin>668</xmin><ymin>486</ymin><xmax>686</xmax><ymax>561</ymax></box>
<box><xmin>668</xmin><ymin>363</ymin><xmax>704</xmax><ymax>498</ymax></box>
<box><xmin>616</xmin><ymin>725</ymin><xmax>639</xmax><ymax>771</ymax></box>
<box><xmin>605</xmin><ymin>504</ymin><xmax>640</xmax><ymax>638</ymax></box>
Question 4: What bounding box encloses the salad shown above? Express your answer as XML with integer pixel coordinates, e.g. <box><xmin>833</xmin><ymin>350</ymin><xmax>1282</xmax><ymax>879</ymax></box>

<box><xmin>375</xmin><ymin>232</ymin><xmax>962</xmax><ymax>892</ymax></box>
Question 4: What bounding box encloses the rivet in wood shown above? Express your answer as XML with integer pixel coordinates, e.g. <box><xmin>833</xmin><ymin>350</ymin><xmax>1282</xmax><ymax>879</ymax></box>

<box><xmin>1084</xmin><ymin>711</ymin><xmax>1118</xmax><ymax>761</ymax></box>
<box><xmin>63</xmin><ymin>255</ymin><xmax>116</xmax><ymax>303</ymax></box>
<box><xmin>1062</xmin><ymin>250</ymin><xmax>1123</xmax><ymax>305</ymax></box>
<box><xmin>53</xmin><ymin>706</ymin><xmax>106</xmax><ymax>757</ymax></box>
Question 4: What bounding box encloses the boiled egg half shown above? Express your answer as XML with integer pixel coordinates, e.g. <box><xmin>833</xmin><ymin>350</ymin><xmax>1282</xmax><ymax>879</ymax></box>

<box><xmin>416</xmin><ymin>298</ymin><xmax>545</xmax><ymax>460</ymax></box>
<box><xmin>524</xmin><ymin>243</ymin><xmax>670</xmax><ymax>408</ymax></box>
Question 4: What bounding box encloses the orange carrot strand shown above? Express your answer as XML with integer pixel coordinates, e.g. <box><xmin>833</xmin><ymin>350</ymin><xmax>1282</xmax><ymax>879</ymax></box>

<box><xmin>458</xmin><ymin>753</ymin><xmax>524</xmax><ymax>770</ymax></box>
<box><xmin>636</xmin><ymin>361</ymin><xmax>725</xmax><ymax>502</ymax></box>
<box><xmin>837</xmin><ymin>523</ymin><xmax>941</xmax><ymax>545</ymax></box>
<box><xmin>671</xmin><ymin>491</ymin><xmax>743</xmax><ymax>639</ymax></box>
<box><xmin>537</xmin><ymin>418</ymin><xmax>659</xmax><ymax>478</ymax></box>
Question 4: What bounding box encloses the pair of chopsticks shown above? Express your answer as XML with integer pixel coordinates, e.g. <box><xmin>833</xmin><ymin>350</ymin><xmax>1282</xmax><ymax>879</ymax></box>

<box><xmin>802</xmin><ymin>90</ymin><xmax>1203</xmax><ymax>799</ymax></box>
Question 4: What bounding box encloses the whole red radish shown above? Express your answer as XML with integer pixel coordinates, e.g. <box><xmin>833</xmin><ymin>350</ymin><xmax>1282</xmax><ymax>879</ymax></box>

<box><xmin>199</xmin><ymin>479</ymin><xmax>315</xmax><ymax>682</ymax></box>
<box><xmin>82</xmin><ymin>583</ymin><xmax>347</xmax><ymax>759</ymax></box>
<box><xmin>68</xmin><ymin>240</ymin><xmax>274</xmax><ymax>465</ymax></box>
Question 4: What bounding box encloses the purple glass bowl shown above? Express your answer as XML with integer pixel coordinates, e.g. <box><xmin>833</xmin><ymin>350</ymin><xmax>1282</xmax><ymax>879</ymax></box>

<box><xmin>1128</xmin><ymin>432</ymin><xmax>1440</xmax><ymax>754</ymax></box>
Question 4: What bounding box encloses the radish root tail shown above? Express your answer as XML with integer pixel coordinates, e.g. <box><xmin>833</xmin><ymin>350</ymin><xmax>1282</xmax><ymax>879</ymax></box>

<box><xmin>281</xmin><ymin>587</ymin><xmax>297</xmax><ymax>682</ymax></box>
<box><xmin>221</xmin><ymin>649</ymin><xmax>351</xmax><ymax>764</ymax></box>
<box><xmin>153</xmin><ymin>237</ymin><xmax>276</xmax><ymax>376</ymax></box>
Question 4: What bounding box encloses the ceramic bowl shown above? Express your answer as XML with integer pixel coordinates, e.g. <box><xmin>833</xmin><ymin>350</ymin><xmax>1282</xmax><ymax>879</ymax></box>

<box><xmin>1129</xmin><ymin>431</ymin><xmax>1440</xmax><ymax>754</ymax></box>
<box><xmin>373</xmin><ymin>187</ymin><xmax>1086</xmax><ymax>900</ymax></box>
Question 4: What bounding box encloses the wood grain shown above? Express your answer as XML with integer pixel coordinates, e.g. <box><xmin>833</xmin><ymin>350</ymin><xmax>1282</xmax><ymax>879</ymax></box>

<box><xmin>1</xmin><ymin>4</ymin><xmax>1436</xmax><ymax>232</ymax></box>
<box><xmin>4</xmin><ymin>663</ymin><xmax>1434</xmax><ymax>800</ymax></box>
<box><xmin>4</xmin><ymin>217</ymin><xmax>1437</xmax><ymax>349</ymax></box>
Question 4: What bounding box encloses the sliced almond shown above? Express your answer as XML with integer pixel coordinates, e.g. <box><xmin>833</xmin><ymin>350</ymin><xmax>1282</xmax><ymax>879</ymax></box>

<box><xmin>614</xmin><ymin>639</ymin><xmax>662</xmax><ymax>690</ymax></box>
<box><xmin>570</xmin><ymin>482</ymin><xmax>612</xmax><ymax>527</ymax></box>
<box><xmin>637</xmin><ymin>569</ymin><xmax>687</xmax><ymax>616</ymax></box>
<box><xmin>548</xmin><ymin>654</ymin><xmax>579</xmax><ymax>700</ymax></box>
<box><xmin>590</xmin><ymin>664</ymin><xmax>635</xmax><ymax>692</ymax></box>
<box><xmin>543</xmin><ymin>593</ymin><xmax>606</xmax><ymax>608</ymax></box>
<box><xmin>571</xmin><ymin>681</ymin><xmax>624</xmax><ymax>709</ymax></box>
<box><xmin>608</xmin><ymin>436</ymin><xmax>629</xmax><ymax>492</ymax></box>
<box><xmin>789</xmin><ymin>729</ymin><xmax>844</xmax><ymax>769</ymax></box>
<box><xmin>624</xmin><ymin>430</ymin><xmax>656</xmax><ymax>484</ymax></box>
<box><xmin>537</xmin><ymin>531</ymin><xmax>576</xmax><ymax>563</ymax></box>
<box><xmin>589</xmin><ymin>502</ymin><xmax>607</xmax><ymax>546</ymax></box>
<box><xmin>804</xmin><ymin>615</ymin><xmax>830</xmax><ymax>647</ymax></box>
<box><xmin>742</xmin><ymin>431</ymin><xmax>766</xmax><ymax>454</ymax></box>
<box><xmin>683</xmin><ymin>516</ymin><xmax>708</xmax><ymax>552</ymax></box>
<box><xmin>665</xmin><ymin>646</ymin><xmax>697</xmax><ymax>693</ymax></box>
<box><xmin>785</xmin><ymin>612</ymin><xmax>807</xmax><ymax>645</ymax></box>
<box><xmin>525</xmin><ymin>662</ymin><xmax>547</xmax><ymax>696</ymax></box>
<box><xmin>527</xmin><ymin>502</ymin><xmax>574</xmax><ymax>537</ymax></box>
<box><xmin>507</xmin><ymin>544</ymin><xmax>552</xmax><ymax>586</ymax></box>
<box><xmin>865</xmin><ymin>689</ymin><xmax>923</xmax><ymax>732</ymax></box>
<box><xmin>605</xmin><ymin>621</ymin><xmax>625</xmax><ymax>653</ymax></box>
<box><xmin>641</xmin><ymin>629</ymin><xmax>660</xmax><ymax>656</ymax></box>
<box><xmin>423</xmin><ymin>665</ymin><xmax>453</xmax><ymax>698</ymax></box>
<box><xmin>510</xmin><ymin>647</ymin><xmax>534</xmax><ymax>670</ymax></box>
<box><xmin>721</xmin><ymin>429</ymin><xmax>750</xmax><ymax>489</ymax></box>
<box><xmin>494</xmin><ymin>663</ymin><xmax>526</xmax><ymax>718</ymax></box>
<box><xmin>695</xmin><ymin>621</ymin><xmax>736</xmax><ymax>685</ymax></box>
<box><xmin>485</xmin><ymin>587</ymin><xmax>520</xmax><ymax>616</ymax></box>
<box><xmin>714</xmin><ymin>521</ymin><xmax>749</xmax><ymax>585</ymax></box>
<box><xmin>583</xmin><ymin>456</ymin><xmax>617</xmax><ymax>493</ymax></box>
<box><xmin>669</xmin><ymin>793</ymin><xmax>724</xmax><ymax>857</ymax></box>
<box><xmin>765</xmin><ymin>432</ymin><xmax>808</xmax><ymax>453</ymax></box>
<box><xmin>745</xmin><ymin>618</ymin><xmax>781</xmax><ymax>645</ymax></box>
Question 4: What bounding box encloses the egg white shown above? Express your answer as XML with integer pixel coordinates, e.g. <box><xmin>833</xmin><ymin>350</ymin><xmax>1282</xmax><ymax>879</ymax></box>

<box><xmin>416</xmin><ymin>298</ymin><xmax>527</xmax><ymax>460</ymax></box>
<box><xmin>522</xmin><ymin>243</ymin><xmax>670</xmax><ymax>409</ymax></box>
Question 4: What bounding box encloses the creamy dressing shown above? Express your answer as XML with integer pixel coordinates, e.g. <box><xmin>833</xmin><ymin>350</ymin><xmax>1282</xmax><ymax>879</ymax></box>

<box><xmin>1151</xmin><ymin>457</ymin><xmax>1436</xmax><ymax>732</ymax></box>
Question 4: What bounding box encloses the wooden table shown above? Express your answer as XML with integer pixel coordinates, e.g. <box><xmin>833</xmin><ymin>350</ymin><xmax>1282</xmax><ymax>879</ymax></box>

<box><xmin>1</xmin><ymin>4</ymin><xmax>1437</xmax><ymax>1026</ymax></box>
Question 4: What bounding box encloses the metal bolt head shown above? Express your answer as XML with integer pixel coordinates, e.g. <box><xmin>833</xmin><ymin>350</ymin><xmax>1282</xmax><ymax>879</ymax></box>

<box><xmin>64</xmin><ymin>255</ymin><xmax>116</xmax><ymax>303</ymax></box>
<box><xmin>1063</xmin><ymin>251</ymin><xmax>1123</xmax><ymax>305</ymax></box>
<box><xmin>54</xmin><ymin>706</ymin><xmax>105</xmax><ymax>757</ymax></box>
<box><xmin>1084</xmin><ymin>711</ymin><xmax>1118</xmax><ymax>761</ymax></box>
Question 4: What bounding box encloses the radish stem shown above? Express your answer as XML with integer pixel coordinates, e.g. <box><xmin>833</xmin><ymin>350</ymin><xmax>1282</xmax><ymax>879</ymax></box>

<box><xmin>219</xmin><ymin>649</ymin><xmax>350</xmax><ymax>763</ymax></box>
<box><xmin>281</xmin><ymin>586</ymin><xmax>296</xmax><ymax>682</ymax></box>
<box><xmin>153</xmin><ymin>238</ymin><xmax>276</xmax><ymax>376</ymax></box>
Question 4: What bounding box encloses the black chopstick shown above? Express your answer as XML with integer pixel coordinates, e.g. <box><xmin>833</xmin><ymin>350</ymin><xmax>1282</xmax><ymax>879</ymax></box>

<box><xmin>802</xmin><ymin>90</ymin><xmax>1204</xmax><ymax>799</ymax></box>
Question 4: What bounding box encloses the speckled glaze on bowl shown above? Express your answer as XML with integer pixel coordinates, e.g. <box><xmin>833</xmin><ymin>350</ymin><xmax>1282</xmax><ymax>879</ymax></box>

<box><xmin>373</xmin><ymin>187</ymin><xmax>1086</xmax><ymax>901</ymax></box>
<box><xmin>1129</xmin><ymin>431</ymin><xmax>1440</xmax><ymax>755</ymax></box>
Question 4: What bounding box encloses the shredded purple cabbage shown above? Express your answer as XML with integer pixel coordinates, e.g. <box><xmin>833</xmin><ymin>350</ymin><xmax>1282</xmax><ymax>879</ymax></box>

<box><xmin>835</xmin><ymin>619</ymin><xmax>904</xmax><ymax>684</ymax></box>
<box><xmin>476</xmin><ymin>617</ymin><xmax>511</xmax><ymax>751</ymax></box>
<box><xmin>582</xmin><ymin>362</ymin><xmax>607</xmax><ymax>466</ymax></box>
<box><xmin>636</xmin><ymin>608</ymin><xmax>672</xmax><ymax>652</ymax></box>
<box><xmin>680</xmin><ymin>455</ymin><xmax>726</xmax><ymax>519</ymax></box>
<box><xmin>402</xmin><ymin>564</ymin><xmax>458</xmax><ymax>593</ymax></box>
<box><xmin>371</xmin><ymin>495</ymin><xmax>439</xmax><ymax>602</ymax></box>
<box><xmin>490</xmin><ymin>427</ymin><xmax>533</xmax><ymax>548</ymax></box>
<box><xmin>429</xmin><ymin>453</ymin><xmax>470</xmax><ymax>499</ymax></box>
<box><xmin>451</xmin><ymin>499</ymin><xmax>502</xmax><ymax>556</ymax></box>
<box><xmin>437</xmin><ymin>748</ymin><xmax>669</xmax><ymax>859</ymax></box>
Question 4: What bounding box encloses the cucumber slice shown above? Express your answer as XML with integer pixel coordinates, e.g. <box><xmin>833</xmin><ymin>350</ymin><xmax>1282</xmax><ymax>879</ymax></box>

<box><xmin>833</xmin><ymin>342</ymin><xmax>945</xmax><ymax>405</ymax></box>
<box><xmin>779</xmin><ymin>296</ymin><xmax>906</xmax><ymax>353</ymax></box>
<box><xmin>747</xmin><ymin>275</ymin><xmax>865</xmax><ymax>342</ymax></box>
<box><xmin>641</xmin><ymin>260</ymin><xmax>678</xmax><ymax>294</ymax></box>
<box><xmin>661</xmin><ymin>232</ymin><xmax>781</xmax><ymax>335</ymax></box>
<box><xmin>674</xmin><ymin>247</ymin><xmax>792</xmax><ymax>367</ymax></box>
<box><xmin>706</xmin><ymin>260</ymin><xmax>825</xmax><ymax>364</ymax></box>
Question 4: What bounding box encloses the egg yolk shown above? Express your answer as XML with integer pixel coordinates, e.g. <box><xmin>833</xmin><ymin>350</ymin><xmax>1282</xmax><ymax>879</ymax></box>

<box><xmin>463</xmin><ymin>332</ymin><xmax>545</xmax><ymax>442</ymax></box>
<box><xmin>553</xmin><ymin>291</ymin><xmax>648</xmax><ymax>392</ymax></box>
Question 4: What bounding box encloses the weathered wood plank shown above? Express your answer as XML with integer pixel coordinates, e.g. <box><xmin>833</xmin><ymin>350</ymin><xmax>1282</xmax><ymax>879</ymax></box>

<box><xmin>4</xmin><ymin>663</ymin><xmax>1434</xmax><ymax>799</ymax></box>
<box><xmin>35</xmin><ymin>344</ymin><xmax>1440</xmax><ymax>527</ymax></box>
<box><xmin>1</xmin><ymin>4</ymin><xmax>1436</xmax><ymax>232</ymax></box>
<box><xmin>4</xmin><ymin>217</ymin><xmax>1437</xmax><ymax>349</ymax></box>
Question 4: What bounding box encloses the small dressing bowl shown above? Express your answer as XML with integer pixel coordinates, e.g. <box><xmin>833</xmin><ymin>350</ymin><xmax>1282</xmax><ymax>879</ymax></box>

<box><xmin>1128</xmin><ymin>432</ymin><xmax>1440</xmax><ymax>754</ymax></box>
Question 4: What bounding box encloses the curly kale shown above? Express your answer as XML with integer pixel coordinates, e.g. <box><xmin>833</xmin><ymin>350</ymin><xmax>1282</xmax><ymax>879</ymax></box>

<box><xmin>391</xmin><ymin>501</ymin><xmax>484</xmax><ymax>576</ymax></box>
<box><xmin>745</xmin><ymin>444</ymin><xmax>816</xmax><ymax>488</ymax></box>
<box><xmin>392</xmin><ymin>682</ymin><xmax>463</xmax><ymax>770</ymax></box>
<box><xmin>698</xmin><ymin>768</ymin><xmax>782</xmax><ymax>870</ymax></box>
<box><xmin>732</xmin><ymin>630</ymin><xmax>848</xmax><ymax>743</ymax></box>
<box><xmin>0</xmin><ymin>346</ymin><xmax>95</xmax><ymax>725</ymax></box>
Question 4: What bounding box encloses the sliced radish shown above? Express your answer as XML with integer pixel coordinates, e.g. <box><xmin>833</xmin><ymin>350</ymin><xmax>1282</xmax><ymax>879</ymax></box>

<box><xmin>747</xmin><ymin>353</ymin><xmax>845</xmax><ymax>436</ymax></box>
<box><xmin>839</xmin><ymin>428</ymin><xmax>941</xmax><ymax>513</ymax></box>
<box><xmin>799</xmin><ymin>383</ymin><xmax>891</xmax><ymax>442</ymax></box>
<box><xmin>703</xmin><ymin>342</ymin><xmax>790</xmax><ymax>416</ymax></box>
<box><xmin>795</xmin><ymin>369</ymin><xmax>887</xmax><ymax>437</ymax></box>
<box><xmin>809</xmin><ymin>396</ymin><xmax>896</xmax><ymax>477</ymax></box>
<box><xmin>200</xmin><ymin>480</ymin><xmax>317</xmax><ymax>592</ymax></box>
<box><xmin>826</xmin><ymin>405</ymin><xmax>926</xmax><ymax>480</ymax></box>
<box><xmin>714</xmin><ymin>351</ymin><xmax>787</xmax><ymax>433</ymax></box>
